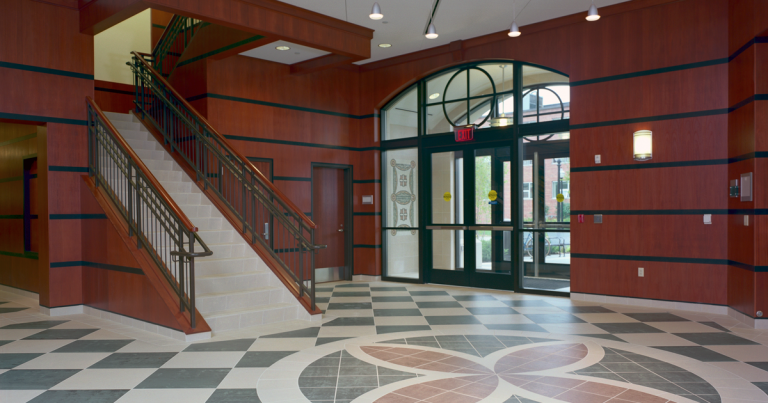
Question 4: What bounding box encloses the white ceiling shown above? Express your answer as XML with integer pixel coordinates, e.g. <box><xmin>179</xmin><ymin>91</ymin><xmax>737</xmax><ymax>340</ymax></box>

<box><xmin>269</xmin><ymin>0</ymin><xmax>631</xmax><ymax>65</ymax></box>
<box><xmin>240</xmin><ymin>40</ymin><xmax>331</xmax><ymax>64</ymax></box>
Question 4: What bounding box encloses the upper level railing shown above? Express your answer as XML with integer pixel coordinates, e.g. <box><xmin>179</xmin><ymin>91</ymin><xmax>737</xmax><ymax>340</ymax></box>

<box><xmin>152</xmin><ymin>15</ymin><xmax>202</xmax><ymax>78</ymax></box>
<box><xmin>128</xmin><ymin>52</ymin><xmax>321</xmax><ymax>311</ymax></box>
<box><xmin>86</xmin><ymin>96</ymin><xmax>212</xmax><ymax>328</ymax></box>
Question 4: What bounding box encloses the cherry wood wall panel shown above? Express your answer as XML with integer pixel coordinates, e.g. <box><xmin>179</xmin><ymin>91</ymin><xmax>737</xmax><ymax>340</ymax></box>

<box><xmin>151</xmin><ymin>9</ymin><xmax>173</xmax><ymax>48</ymax></box>
<box><xmin>94</xmin><ymin>80</ymin><xmax>136</xmax><ymax>114</ymax></box>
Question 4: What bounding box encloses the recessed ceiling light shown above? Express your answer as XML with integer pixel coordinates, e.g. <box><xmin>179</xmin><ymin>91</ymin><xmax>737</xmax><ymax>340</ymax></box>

<box><xmin>276</xmin><ymin>46</ymin><xmax>290</xmax><ymax>51</ymax></box>
<box><xmin>429</xmin><ymin>93</ymin><xmax>440</xmax><ymax>100</ymax></box>
<box><xmin>378</xmin><ymin>44</ymin><xmax>392</xmax><ymax>48</ymax></box>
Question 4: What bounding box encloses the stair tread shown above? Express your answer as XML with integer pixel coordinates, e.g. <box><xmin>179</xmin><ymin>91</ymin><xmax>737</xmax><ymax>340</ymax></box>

<box><xmin>197</xmin><ymin>286</ymin><xmax>281</xmax><ymax>299</ymax></box>
<box><xmin>204</xmin><ymin>303</ymin><xmax>296</xmax><ymax>318</ymax></box>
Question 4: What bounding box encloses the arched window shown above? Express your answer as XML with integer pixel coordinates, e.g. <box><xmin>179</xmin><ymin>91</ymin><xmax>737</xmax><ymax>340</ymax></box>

<box><xmin>382</xmin><ymin>62</ymin><xmax>569</xmax><ymax>140</ymax></box>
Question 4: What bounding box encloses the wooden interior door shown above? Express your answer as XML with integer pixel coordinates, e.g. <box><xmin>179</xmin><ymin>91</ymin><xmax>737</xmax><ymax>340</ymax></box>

<box><xmin>312</xmin><ymin>167</ymin><xmax>346</xmax><ymax>269</ymax></box>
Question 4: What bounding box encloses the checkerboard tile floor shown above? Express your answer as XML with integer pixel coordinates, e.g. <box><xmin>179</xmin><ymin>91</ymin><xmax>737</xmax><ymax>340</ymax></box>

<box><xmin>2</xmin><ymin>282</ymin><xmax>768</xmax><ymax>402</ymax></box>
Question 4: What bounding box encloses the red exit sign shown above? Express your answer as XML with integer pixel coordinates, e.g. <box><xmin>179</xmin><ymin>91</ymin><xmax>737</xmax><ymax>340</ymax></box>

<box><xmin>454</xmin><ymin>126</ymin><xmax>475</xmax><ymax>142</ymax></box>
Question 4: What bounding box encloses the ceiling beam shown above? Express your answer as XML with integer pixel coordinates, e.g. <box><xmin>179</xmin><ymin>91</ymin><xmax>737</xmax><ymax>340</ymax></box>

<box><xmin>175</xmin><ymin>24</ymin><xmax>278</xmax><ymax>68</ymax></box>
<box><xmin>290</xmin><ymin>54</ymin><xmax>355</xmax><ymax>75</ymax></box>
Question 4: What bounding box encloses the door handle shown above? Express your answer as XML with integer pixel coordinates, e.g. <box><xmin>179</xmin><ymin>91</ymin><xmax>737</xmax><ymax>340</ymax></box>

<box><xmin>263</xmin><ymin>223</ymin><xmax>269</xmax><ymax>240</ymax></box>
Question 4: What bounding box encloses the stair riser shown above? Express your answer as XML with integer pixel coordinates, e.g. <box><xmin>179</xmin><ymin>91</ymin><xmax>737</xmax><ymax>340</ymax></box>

<box><xmin>196</xmin><ymin>273</ymin><xmax>265</xmax><ymax>294</ymax></box>
<box><xmin>196</xmin><ymin>230</ymin><xmax>234</xmax><ymax>245</ymax></box>
<box><xmin>205</xmin><ymin>306</ymin><xmax>301</xmax><ymax>333</ymax></box>
<box><xmin>197</xmin><ymin>287</ymin><xmax>275</xmax><ymax>313</ymax></box>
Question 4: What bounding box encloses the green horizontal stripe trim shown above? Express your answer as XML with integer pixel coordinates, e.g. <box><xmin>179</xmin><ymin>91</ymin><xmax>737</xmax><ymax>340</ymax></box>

<box><xmin>50</xmin><ymin>214</ymin><xmax>107</xmax><ymax>219</ymax></box>
<box><xmin>0</xmin><ymin>250</ymin><xmax>38</xmax><ymax>260</ymax></box>
<box><xmin>273</xmin><ymin>176</ymin><xmax>311</xmax><ymax>182</ymax></box>
<box><xmin>49</xmin><ymin>166</ymin><xmax>89</xmax><ymax>173</ymax></box>
<box><xmin>354</xmin><ymin>212</ymin><xmax>381</xmax><ymax>216</ymax></box>
<box><xmin>570</xmin><ymin>109</ymin><xmax>728</xmax><ymax>130</ymax></box>
<box><xmin>51</xmin><ymin>261</ymin><xmax>143</xmax><ymax>275</ymax></box>
<box><xmin>224</xmin><ymin>135</ymin><xmax>380</xmax><ymax>152</ymax></box>
<box><xmin>197</xmin><ymin>93</ymin><xmax>379</xmax><ymax>120</ymax></box>
<box><xmin>0</xmin><ymin>112</ymin><xmax>86</xmax><ymax>126</ymax></box>
<box><xmin>0</xmin><ymin>176</ymin><xmax>23</xmax><ymax>183</ymax></box>
<box><xmin>0</xmin><ymin>133</ymin><xmax>36</xmax><ymax>148</ymax></box>
<box><xmin>571</xmin><ymin>58</ymin><xmax>729</xmax><ymax>87</ymax></box>
<box><xmin>354</xmin><ymin>244</ymin><xmax>382</xmax><ymax>248</ymax></box>
<box><xmin>0</xmin><ymin>61</ymin><xmax>93</xmax><ymax>80</ymax></box>
<box><xmin>95</xmin><ymin>87</ymin><xmax>134</xmax><ymax>96</ymax></box>
<box><xmin>152</xmin><ymin>24</ymin><xmax>167</xmax><ymax>29</ymax></box>
<box><xmin>0</xmin><ymin>215</ymin><xmax>24</xmax><ymax>219</ymax></box>
<box><xmin>176</xmin><ymin>35</ymin><xmax>264</xmax><ymax>68</ymax></box>
<box><xmin>353</xmin><ymin>179</ymin><xmax>381</xmax><ymax>184</ymax></box>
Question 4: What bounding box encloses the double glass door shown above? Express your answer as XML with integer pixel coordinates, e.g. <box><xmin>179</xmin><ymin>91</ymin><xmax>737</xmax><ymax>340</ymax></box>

<box><xmin>426</xmin><ymin>143</ymin><xmax>519</xmax><ymax>290</ymax></box>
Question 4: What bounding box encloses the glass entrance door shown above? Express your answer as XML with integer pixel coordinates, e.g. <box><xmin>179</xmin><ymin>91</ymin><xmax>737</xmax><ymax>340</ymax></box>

<box><xmin>426</xmin><ymin>144</ymin><xmax>518</xmax><ymax>290</ymax></box>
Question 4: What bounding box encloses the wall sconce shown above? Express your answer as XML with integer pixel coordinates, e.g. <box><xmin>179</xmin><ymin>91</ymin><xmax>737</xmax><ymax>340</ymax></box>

<box><xmin>633</xmin><ymin>130</ymin><xmax>652</xmax><ymax>161</ymax></box>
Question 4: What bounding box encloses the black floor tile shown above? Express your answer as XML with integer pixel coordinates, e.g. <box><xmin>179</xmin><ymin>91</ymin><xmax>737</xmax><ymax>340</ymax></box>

<box><xmin>523</xmin><ymin>314</ymin><xmax>585</xmax><ymax>324</ymax></box>
<box><xmin>315</xmin><ymin>288</ymin><xmax>334</xmax><ymax>292</ymax></box>
<box><xmin>593</xmin><ymin>322</ymin><xmax>665</xmax><ymax>334</ymax></box>
<box><xmin>453</xmin><ymin>295</ymin><xmax>497</xmax><ymax>301</ymax></box>
<box><xmin>336</xmin><ymin>284</ymin><xmax>369</xmax><ymax>288</ymax></box>
<box><xmin>236</xmin><ymin>351</ymin><xmax>296</xmax><ymax>367</ymax></box>
<box><xmin>415</xmin><ymin>301</ymin><xmax>463</xmax><ymax>308</ymax></box>
<box><xmin>373</xmin><ymin>309</ymin><xmax>421</xmax><ymax>317</ymax></box>
<box><xmin>315</xmin><ymin>297</ymin><xmax>331</xmax><ymax>303</ymax></box>
<box><xmin>558</xmin><ymin>306</ymin><xmax>615</xmax><ymax>314</ymax></box>
<box><xmin>53</xmin><ymin>340</ymin><xmax>134</xmax><ymax>353</ymax></box>
<box><xmin>466</xmin><ymin>307</ymin><xmax>519</xmax><ymax>315</ymax></box>
<box><xmin>601</xmin><ymin>362</ymin><xmax>648</xmax><ymax>373</ymax></box>
<box><xmin>315</xmin><ymin>337</ymin><xmax>351</xmax><ymax>346</ymax></box>
<box><xmin>575</xmin><ymin>334</ymin><xmax>626</xmax><ymax>343</ymax></box>
<box><xmin>327</xmin><ymin>302</ymin><xmax>373</xmax><ymax>310</ymax></box>
<box><xmin>323</xmin><ymin>317</ymin><xmax>375</xmax><ymax>326</ymax></box>
<box><xmin>0</xmin><ymin>353</ymin><xmax>44</xmax><ymax>369</ymax></box>
<box><xmin>378</xmin><ymin>338</ymin><xmax>406</xmax><ymax>344</ymax></box>
<box><xmin>331</xmin><ymin>292</ymin><xmax>371</xmax><ymax>297</ymax></box>
<box><xmin>28</xmin><ymin>390</ymin><xmax>128</xmax><ymax>403</ymax></box>
<box><xmin>752</xmin><ymin>382</ymin><xmax>768</xmax><ymax>396</ymax></box>
<box><xmin>0</xmin><ymin>340</ymin><xmax>13</xmax><ymax>348</ymax></box>
<box><xmin>673</xmin><ymin>332</ymin><xmax>759</xmax><ymax>345</ymax></box>
<box><xmin>89</xmin><ymin>352</ymin><xmax>177</xmax><ymax>369</ymax></box>
<box><xmin>370</xmin><ymin>287</ymin><xmax>408</xmax><ymax>292</ymax></box>
<box><xmin>699</xmin><ymin>322</ymin><xmax>730</xmax><ymax>332</ymax></box>
<box><xmin>424</xmin><ymin>316</ymin><xmax>481</xmax><ymax>325</ymax></box>
<box><xmin>624</xmin><ymin>313</ymin><xmax>690</xmax><ymax>322</ymax></box>
<box><xmin>747</xmin><ymin>362</ymin><xmax>768</xmax><ymax>371</ymax></box>
<box><xmin>0</xmin><ymin>308</ymin><xmax>29</xmax><ymax>314</ymax></box>
<box><xmin>262</xmin><ymin>327</ymin><xmax>320</xmax><ymax>338</ymax></box>
<box><xmin>375</xmin><ymin>325</ymin><xmax>431</xmax><ymax>334</ymax></box>
<box><xmin>653</xmin><ymin>346</ymin><xmax>736</xmax><ymax>362</ymax></box>
<box><xmin>379</xmin><ymin>375</ymin><xmax>416</xmax><ymax>386</ymax></box>
<box><xmin>337</xmin><ymin>375</ymin><xmax>378</xmax><ymax>387</ymax></box>
<box><xmin>484</xmin><ymin>324</ymin><xmax>548</xmax><ymax>333</ymax></box>
<box><xmin>136</xmin><ymin>368</ymin><xmax>230</xmax><ymax>389</ymax></box>
<box><xmin>23</xmin><ymin>329</ymin><xmax>98</xmax><ymax>340</ymax></box>
<box><xmin>300</xmin><ymin>387</ymin><xmax>335</xmax><ymax>400</ymax></box>
<box><xmin>1</xmin><ymin>320</ymin><xmax>68</xmax><ymax>329</ymax></box>
<box><xmin>501</xmin><ymin>300</ymin><xmax>552</xmax><ymax>308</ymax></box>
<box><xmin>372</xmin><ymin>296</ymin><xmax>413</xmax><ymax>302</ymax></box>
<box><xmin>0</xmin><ymin>369</ymin><xmax>79</xmax><ymax>389</ymax></box>
<box><xmin>409</xmin><ymin>291</ymin><xmax>448</xmax><ymax>296</ymax></box>
<box><xmin>184</xmin><ymin>339</ymin><xmax>256</xmax><ymax>352</ymax></box>
<box><xmin>206</xmin><ymin>389</ymin><xmax>261</xmax><ymax>403</ymax></box>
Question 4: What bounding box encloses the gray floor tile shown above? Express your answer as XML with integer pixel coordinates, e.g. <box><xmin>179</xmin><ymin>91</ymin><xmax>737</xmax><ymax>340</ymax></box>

<box><xmin>89</xmin><ymin>352</ymin><xmax>177</xmax><ymax>368</ymax></box>
<box><xmin>0</xmin><ymin>353</ymin><xmax>44</xmax><ymax>369</ymax></box>
<box><xmin>335</xmin><ymin>386</ymin><xmax>376</xmax><ymax>400</ymax></box>
<box><xmin>371</xmin><ymin>287</ymin><xmax>408</xmax><ymax>291</ymax></box>
<box><xmin>336</xmin><ymin>284</ymin><xmax>369</xmax><ymax>288</ymax></box>
<box><xmin>206</xmin><ymin>389</ymin><xmax>261</xmax><ymax>403</ymax></box>
<box><xmin>24</xmin><ymin>329</ymin><xmax>98</xmax><ymax>340</ymax></box>
<box><xmin>747</xmin><ymin>362</ymin><xmax>768</xmax><ymax>371</ymax></box>
<box><xmin>315</xmin><ymin>297</ymin><xmax>331</xmax><ymax>303</ymax></box>
<box><xmin>501</xmin><ymin>300</ymin><xmax>552</xmax><ymax>307</ymax></box>
<box><xmin>524</xmin><ymin>314</ymin><xmax>585</xmax><ymax>324</ymax></box>
<box><xmin>28</xmin><ymin>390</ymin><xmax>128</xmax><ymax>403</ymax></box>
<box><xmin>378</xmin><ymin>338</ymin><xmax>406</xmax><ymax>344</ymax></box>
<box><xmin>699</xmin><ymin>322</ymin><xmax>730</xmax><ymax>332</ymax></box>
<box><xmin>601</xmin><ymin>362</ymin><xmax>648</xmax><ymax>372</ymax></box>
<box><xmin>236</xmin><ymin>351</ymin><xmax>296</xmax><ymax>367</ymax></box>
<box><xmin>300</xmin><ymin>387</ymin><xmax>336</xmax><ymax>400</ymax></box>
<box><xmin>315</xmin><ymin>288</ymin><xmax>334</xmax><ymax>292</ymax></box>
<box><xmin>619</xmin><ymin>371</ymin><xmax>669</xmax><ymax>383</ymax></box>
<box><xmin>332</xmin><ymin>292</ymin><xmax>371</xmax><ymax>297</ymax></box>
<box><xmin>316</xmin><ymin>337</ymin><xmax>351</xmax><ymax>346</ymax></box>
<box><xmin>379</xmin><ymin>375</ymin><xmax>416</xmax><ymax>386</ymax></box>
<box><xmin>409</xmin><ymin>291</ymin><xmax>448</xmax><ymax>296</ymax></box>
<box><xmin>136</xmin><ymin>368</ymin><xmax>230</xmax><ymax>389</ymax></box>
<box><xmin>453</xmin><ymin>295</ymin><xmax>497</xmax><ymax>301</ymax></box>
<box><xmin>337</xmin><ymin>375</ymin><xmax>378</xmax><ymax>387</ymax></box>
<box><xmin>673</xmin><ymin>332</ymin><xmax>759</xmax><ymax>345</ymax></box>
<box><xmin>415</xmin><ymin>301</ymin><xmax>463</xmax><ymax>308</ymax></box>
<box><xmin>466</xmin><ymin>307</ymin><xmax>519</xmax><ymax>315</ymax></box>
<box><xmin>593</xmin><ymin>322</ymin><xmax>665</xmax><ymax>334</ymax></box>
<box><xmin>624</xmin><ymin>313</ymin><xmax>690</xmax><ymax>322</ymax></box>
<box><xmin>376</xmin><ymin>325</ymin><xmax>431</xmax><ymax>334</ymax></box>
<box><xmin>0</xmin><ymin>340</ymin><xmax>12</xmax><ymax>347</ymax></box>
<box><xmin>0</xmin><ymin>308</ymin><xmax>29</xmax><ymax>314</ymax></box>
<box><xmin>657</xmin><ymin>371</ymin><xmax>706</xmax><ymax>383</ymax></box>
<box><xmin>184</xmin><ymin>339</ymin><xmax>256</xmax><ymax>352</ymax></box>
<box><xmin>575</xmin><ymin>334</ymin><xmax>626</xmax><ymax>342</ymax></box>
<box><xmin>372</xmin><ymin>296</ymin><xmax>413</xmax><ymax>302</ymax></box>
<box><xmin>0</xmin><ymin>369</ymin><xmax>79</xmax><ymax>389</ymax></box>
<box><xmin>484</xmin><ymin>324</ymin><xmax>548</xmax><ymax>333</ymax></box>
<box><xmin>299</xmin><ymin>376</ymin><xmax>337</xmax><ymax>387</ymax></box>
<box><xmin>634</xmin><ymin>381</ymin><xmax>689</xmax><ymax>394</ymax></box>
<box><xmin>53</xmin><ymin>340</ymin><xmax>134</xmax><ymax>353</ymax></box>
<box><xmin>302</xmin><ymin>367</ymin><xmax>339</xmax><ymax>377</ymax></box>
<box><xmin>324</xmin><ymin>317</ymin><xmax>375</xmax><ymax>326</ymax></box>
<box><xmin>424</xmin><ymin>316</ymin><xmax>481</xmax><ymax>325</ymax></box>
<box><xmin>261</xmin><ymin>327</ymin><xmax>320</xmax><ymax>338</ymax></box>
<box><xmin>752</xmin><ymin>382</ymin><xmax>768</xmax><ymax>396</ymax></box>
<box><xmin>558</xmin><ymin>306</ymin><xmax>615</xmax><ymax>314</ymax></box>
<box><xmin>1</xmin><ymin>321</ymin><xmax>68</xmax><ymax>329</ymax></box>
<box><xmin>653</xmin><ymin>346</ymin><xmax>736</xmax><ymax>362</ymax></box>
<box><xmin>373</xmin><ymin>309</ymin><xmax>421</xmax><ymax>317</ymax></box>
<box><xmin>328</xmin><ymin>302</ymin><xmax>373</xmax><ymax>310</ymax></box>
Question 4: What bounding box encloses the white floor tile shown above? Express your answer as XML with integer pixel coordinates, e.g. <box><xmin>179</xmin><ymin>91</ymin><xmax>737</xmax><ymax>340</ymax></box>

<box><xmin>161</xmin><ymin>351</ymin><xmax>246</xmax><ymax>368</ymax></box>
<box><xmin>50</xmin><ymin>368</ymin><xmax>157</xmax><ymax>390</ymax></box>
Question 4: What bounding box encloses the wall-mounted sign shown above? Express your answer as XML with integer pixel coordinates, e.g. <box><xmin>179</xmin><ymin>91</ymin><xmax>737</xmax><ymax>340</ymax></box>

<box><xmin>454</xmin><ymin>125</ymin><xmax>475</xmax><ymax>142</ymax></box>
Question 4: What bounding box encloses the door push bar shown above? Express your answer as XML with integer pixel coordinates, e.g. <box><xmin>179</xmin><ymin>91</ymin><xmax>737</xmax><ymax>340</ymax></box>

<box><xmin>426</xmin><ymin>226</ymin><xmax>513</xmax><ymax>231</ymax></box>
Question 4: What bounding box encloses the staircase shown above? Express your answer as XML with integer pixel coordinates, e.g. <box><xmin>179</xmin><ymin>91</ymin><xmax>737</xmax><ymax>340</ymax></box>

<box><xmin>102</xmin><ymin>111</ymin><xmax>316</xmax><ymax>333</ymax></box>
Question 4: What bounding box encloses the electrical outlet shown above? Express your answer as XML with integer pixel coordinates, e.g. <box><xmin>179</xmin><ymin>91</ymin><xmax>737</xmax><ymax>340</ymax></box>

<box><xmin>595</xmin><ymin>155</ymin><xmax>601</xmax><ymax>164</ymax></box>
<box><xmin>638</xmin><ymin>267</ymin><xmax>644</xmax><ymax>277</ymax></box>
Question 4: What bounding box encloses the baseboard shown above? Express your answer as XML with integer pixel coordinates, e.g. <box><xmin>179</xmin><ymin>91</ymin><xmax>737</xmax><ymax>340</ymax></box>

<box><xmin>0</xmin><ymin>284</ymin><xmax>39</xmax><ymax>302</ymax></box>
<box><xmin>39</xmin><ymin>305</ymin><xmax>83</xmax><ymax>316</ymax></box>
<box><xmin>571</xmin><ymin>293</ymin><xmax>729</xmax><ymax>316</ymax></box>
<box><xmin>353</xmin><ymin>275</ymin><xmax>381</xmax><ymax>282</ymax></box>
<box><xmin>728</xmin><ymin>307</ymin><xmax>768</xmax><ymax>330</ymax></box>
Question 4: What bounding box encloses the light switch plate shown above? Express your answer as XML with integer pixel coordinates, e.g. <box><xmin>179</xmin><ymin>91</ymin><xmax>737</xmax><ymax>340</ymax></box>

<box><xmin>595</xmin><ymin>155</ymin><xmax>601</xmax><ymax>164</ymax></box>
<box><xmin>594</xmin><ymin>214</ymin><xmax>602</xmax><ymax>224</ymax></box>
<box><xmin>362</xmin><ymin>195</ymin><xmax>373</xmax><ymax>205</ymax></box>
<box><xmin>745</xmin><ymin>215</ymin><xmax>750</xmax><ymax>226</ymax></box>
<box><xmin>741</xmin><ymin>173</ymin><xmax>753</xmax><ymax>202</ymax></box>
<box><xmin>703</xmin><ymin>214</ymin><xmax>712</xmax><ymax>225</ymax></box>
<box><xmin>638</xmin><ymin>267</ymin><xmax>644</xmax><ymax>277</ymax></box>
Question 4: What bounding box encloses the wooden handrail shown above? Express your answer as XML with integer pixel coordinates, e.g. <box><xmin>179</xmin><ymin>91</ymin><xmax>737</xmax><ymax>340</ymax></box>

<box><xmin>130</xmin><ymin>51</ymin><xmax>317</xmax><ymax>230</ymax></box>
<box><xmin>151</xmin><ymin>15</ymin><xmax>180</xmax><ymax>56</ymax></box>
<box><xmin>86</xmin><ymin>96</ymin><xmax>199</xmax><ymax>233</ymax></box>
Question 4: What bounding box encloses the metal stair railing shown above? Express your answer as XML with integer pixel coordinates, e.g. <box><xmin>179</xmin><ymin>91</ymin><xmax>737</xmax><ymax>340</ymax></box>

<box><xmin>152</xmin><ymin>15</ymin><xmax>202</xmax><ymax>78</ymax></box>
<box><xmin>128</xmin><ymin>52</ymin><xmax>322</xmax><ymax>311</ymax></box>
<box><xmin>86</xmin><ymin>96</ymin><xmax>212</xmax><ymax>328</ymax></box>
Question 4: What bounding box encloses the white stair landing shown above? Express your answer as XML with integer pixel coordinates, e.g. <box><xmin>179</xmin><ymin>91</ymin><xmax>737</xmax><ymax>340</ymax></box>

<box><xmin>103</xmin><ymin>111</ymin><xmax>321</xmax><ymax>333</ymax></box>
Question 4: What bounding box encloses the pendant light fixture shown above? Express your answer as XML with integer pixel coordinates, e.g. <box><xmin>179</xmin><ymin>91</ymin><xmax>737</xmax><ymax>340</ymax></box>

<box><xmin>491</xmin><ymin>66</ymin><xmax>511</xmax><ymax>127</ymax></box>
<box><xmin>508</xmin><ymin>0</ymin><xmax>521</xmax><ymax>37</ymax></box>
<box><xmin>586</xmin><ymin>0</ymin><xmax>600</xmax><ymax>21</ymax></box>
<box><xmin>369</xmin><ymin>2</ymin><xmax>383</xmax><ymax>20</ymax></box>
<box><xmin>426</xmin><ymin>23</ymin><xmax>438</xmax><ymax>39</ymax></box>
